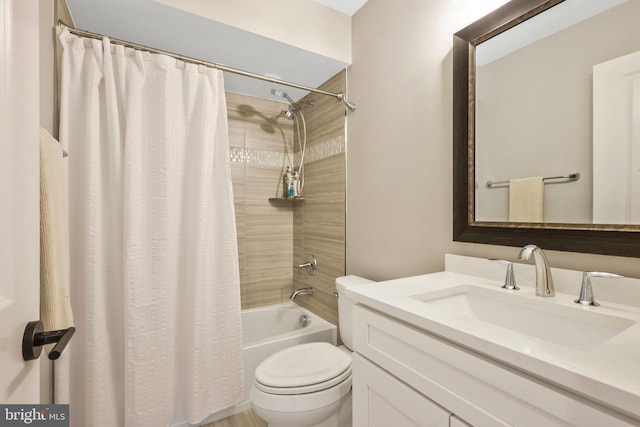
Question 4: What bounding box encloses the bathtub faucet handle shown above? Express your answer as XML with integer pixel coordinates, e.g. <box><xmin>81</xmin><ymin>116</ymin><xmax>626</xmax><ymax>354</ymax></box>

<box><xmin>297</xmin><ymin>255</ymin><xmax>317</xmax><ymax>275</ymax></box>
<box><xmin>290</xmin><ymin>287</ymin><xmax>313</xmax><ymax>302</ymax></box>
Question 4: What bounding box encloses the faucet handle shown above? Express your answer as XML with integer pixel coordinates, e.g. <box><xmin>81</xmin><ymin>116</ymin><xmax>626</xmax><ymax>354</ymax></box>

<box><xmin>574</xmin><ymin>271</ymin><xmax>623</xmax><ymax>306</ymax></box>
<box><xmin>489</xmin><ymin>259</ymin><xmax>519</xmax><ymax>290</ymax></box>
<box><xmin>297</xmin><ymin>254</ymin><xmax>317</xmax><ymax>276</ymax></box>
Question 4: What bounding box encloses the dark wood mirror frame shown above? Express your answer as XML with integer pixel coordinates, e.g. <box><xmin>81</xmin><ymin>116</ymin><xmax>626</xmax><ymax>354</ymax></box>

<box><xmin>453</xmin><ymin>0</ymin><xmax>640</xmax><ymax>258</ymax></box>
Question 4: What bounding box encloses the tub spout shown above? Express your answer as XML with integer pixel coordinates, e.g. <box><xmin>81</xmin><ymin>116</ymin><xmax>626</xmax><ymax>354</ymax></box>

<box><xmin>290</xmin><ymin>287</ymin><xmax>313</xmax><ymax>301</ymax></box>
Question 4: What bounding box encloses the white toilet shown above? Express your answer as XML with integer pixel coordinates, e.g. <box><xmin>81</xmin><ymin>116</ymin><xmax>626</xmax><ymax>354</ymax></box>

<box><xmin>250</xmin><ymin>275</ymin><xmax>373</xmax><ymax>427</ymax></box>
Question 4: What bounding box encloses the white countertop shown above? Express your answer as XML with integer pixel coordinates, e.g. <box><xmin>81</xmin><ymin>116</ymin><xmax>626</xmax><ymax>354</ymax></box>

<box><xmin>346</xmin><ymin>268</ymin><xmax>640</xmax><ymax>421</ymax></box>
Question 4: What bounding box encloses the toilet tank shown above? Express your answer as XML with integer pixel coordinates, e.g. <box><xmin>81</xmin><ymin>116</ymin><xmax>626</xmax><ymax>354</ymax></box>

<box><xmin>335</xmin><ymin>275</ymin><xmax>375</xmax><ymax>350</ymax></box>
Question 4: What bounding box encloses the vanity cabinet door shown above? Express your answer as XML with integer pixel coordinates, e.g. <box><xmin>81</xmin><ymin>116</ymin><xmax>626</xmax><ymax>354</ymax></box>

<box><xmin>352</xmin><ymin>353</ymin><xmax>451</xmax><ymax>427</ymax></box>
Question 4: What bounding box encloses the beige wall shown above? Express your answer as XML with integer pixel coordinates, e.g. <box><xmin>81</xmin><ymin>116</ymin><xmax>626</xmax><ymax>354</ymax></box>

<box><xmin>348</xmin><ymin>0</ymin><xmax>455</xmax><ymax>280</ymax></box>
<box><xmin>347</xmin><ymin>0</ymin><xmax>640</xmax><ymax>281</ymax></box>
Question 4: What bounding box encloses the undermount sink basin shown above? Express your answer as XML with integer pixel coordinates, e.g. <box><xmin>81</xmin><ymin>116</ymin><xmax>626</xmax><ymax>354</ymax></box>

<box><xmin>412</xmin><ymin>285</ymin><xmax>636</xmax><ymax>351</ymax></box>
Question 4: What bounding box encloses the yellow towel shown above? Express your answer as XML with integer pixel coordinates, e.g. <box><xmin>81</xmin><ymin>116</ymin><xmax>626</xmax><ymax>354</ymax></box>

<box><xmin>40</xmin><ymin>128</ymin><xmax>74</xmax><ymax>332</ymax></box>
<box><xmin>509</xmin><ymin>176</ymin><xmax>544</xmax><ymax>222</ymax></box>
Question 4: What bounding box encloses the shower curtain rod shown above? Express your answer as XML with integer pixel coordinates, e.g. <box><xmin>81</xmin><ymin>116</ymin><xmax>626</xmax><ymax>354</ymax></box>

<box><xmin>57</xmin><ymin>21</ymin><xmax>356</xmax><ymax>112</ymax></box>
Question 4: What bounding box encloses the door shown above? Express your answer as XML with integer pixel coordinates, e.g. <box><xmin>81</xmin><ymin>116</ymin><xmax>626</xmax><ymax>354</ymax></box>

<box><xmin>593</xmin><ymin>50</ymin><xmax>640</xmax><ymax>224</ymax></box>
<box><xmin>0</xmin><ymin>0</ymin><xmax>41</xmax><ymax>403</ymax></box>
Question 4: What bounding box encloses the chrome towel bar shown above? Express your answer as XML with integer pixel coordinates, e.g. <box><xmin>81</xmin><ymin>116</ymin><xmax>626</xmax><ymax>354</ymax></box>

<box><xmin>486</xmin><ymin>172</ymin><xmax>580</xmax><ymax>188</ymax></box>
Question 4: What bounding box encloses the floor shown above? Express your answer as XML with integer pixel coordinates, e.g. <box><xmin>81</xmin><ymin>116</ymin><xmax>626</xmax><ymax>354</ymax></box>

<box><xmin>203</xmin><ymin>409</ymin><xmax>266</xmax><ymax>427</ymax></box>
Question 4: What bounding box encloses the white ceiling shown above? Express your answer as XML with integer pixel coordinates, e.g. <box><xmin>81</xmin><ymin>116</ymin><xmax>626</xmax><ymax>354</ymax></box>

<box><xmin>311</xmin><ymin>0</ymin><xmax>368</xmax><ymax>16</ymax></box>
<box><xmin>66</xmin><ymin>0</ymin><xmax>361</xmax><ymax>102</ymax></box>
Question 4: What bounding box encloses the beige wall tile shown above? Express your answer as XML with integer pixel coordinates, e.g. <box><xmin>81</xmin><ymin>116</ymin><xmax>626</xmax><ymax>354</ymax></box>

<box><xmin>293</xmin><ymin>203</ymin><xmax>304</xmax><ymax>290</ymax></box>
<box><xmin>227</xmin><ymin>92</ymin><xmax>294</xmax><ymax>154</ymax></box>
<box><xmin>228</xmin><ymin>118</ymin><xmax>246</xmax><ymax>148</ymax></box>
<box><xmin>244</xmin><ymin>277</ymin><xmax>292</xmax><ymax>308</ymax></box>
<box><xmin>245</xmin><ymin>165</ymin><xmax>289</xmax><ymax>202</ymax></box>
<box><xmin>246</xmin><ymin>202</ymin><xmax>293</xmax><ymax>237</ymax></box>
<box><xmin>228</xmin><ymin>92</ymin><xmax>295</xmax><ymax>308</ymax></box>
<box><xmin>244</xmin><ymin>119</ymin><xmax>294</xmax><ymax>153</ymax></box>
<box><xmin>244</xmin><ymin>236</ymin><xmax>293</xmax><ymax>288</ymax></box>
<box><xmin>302</xmin><ymin>237</ymin><xmax>345</xmax><ymax>282</ymax></box>
<box><xmin>296</xmin><ymin>73</ymin><xmax>347</xmax><ymax>151</ymax></box>
<box><xmin>303</xmin><ymin>154</ymin><xmax>345</xmax><ymax>197</ymax></box>
<box><xmin>303</xmin><ymin>201</ymin><xmax>345</xmax><ymax>242</ymax></box>
<box><xmin>244</xmin><ymin>236</ymin><xmax>293</xmax><ymax>307</ymax></box>
<box><xmin>292</xmin><ymin>71</ymin><xmax>347</xmax><ymax>325</ymax></box>
<box><xmin>228</xmin><ymin>70</ymin><xmax>346</xmax><ymax>315</ymax></box>
<box><xmin>244</xmin><ymin>166</ymin><xmax>293</xmax><ymax>238</ymax></box>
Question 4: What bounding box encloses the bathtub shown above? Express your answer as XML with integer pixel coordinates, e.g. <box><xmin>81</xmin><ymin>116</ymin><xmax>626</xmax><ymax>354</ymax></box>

<box><xmin>189</xmin><ymin>301</ymin><xmax>337</xmax><ymax>426</ymax></box>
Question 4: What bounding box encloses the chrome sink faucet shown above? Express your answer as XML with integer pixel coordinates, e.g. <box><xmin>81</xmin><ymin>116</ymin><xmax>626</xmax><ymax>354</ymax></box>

<box><xmin>517</xmin><ymin>244</ymin><xmax>555</xmax><ymax>297</ymax></box>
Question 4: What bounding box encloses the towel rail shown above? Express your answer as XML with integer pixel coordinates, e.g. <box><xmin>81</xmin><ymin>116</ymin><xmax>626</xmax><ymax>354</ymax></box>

<box><xmin>486</xmin><ymin>172</ymin><xmax>581</xmax><ymax>188</ymax></box>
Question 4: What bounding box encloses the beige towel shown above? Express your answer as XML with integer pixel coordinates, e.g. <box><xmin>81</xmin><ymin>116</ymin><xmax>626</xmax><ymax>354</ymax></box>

<box><xmin>509</xmin><ymin>176</ymin><xmax>544</xmax><ymax>222</ymax></box>
<box><xmin>40</xmin><ymin>128</ymin><xmax>74</xmax><ymax>332</ymax></box>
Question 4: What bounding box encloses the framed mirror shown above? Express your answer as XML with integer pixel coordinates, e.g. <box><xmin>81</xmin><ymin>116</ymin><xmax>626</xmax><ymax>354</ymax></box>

<box><xmin>453</xmin><ymin>0</ymin><xmax>640</xmax><ymax>257</ymax></box>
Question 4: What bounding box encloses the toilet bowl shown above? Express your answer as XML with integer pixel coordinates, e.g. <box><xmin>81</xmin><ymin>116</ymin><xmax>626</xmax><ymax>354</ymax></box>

<box><xmin>250</xmin><ymin>342</ymin><xmax>352</xmax><ymax>427</ymax></box>
<box><xmin>249</xmin><ymin>276</ymin><xmax>374</xmax><ymax>427</ymax></box>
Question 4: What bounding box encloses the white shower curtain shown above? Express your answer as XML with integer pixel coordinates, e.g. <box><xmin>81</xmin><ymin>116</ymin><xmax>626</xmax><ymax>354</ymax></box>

<box><xmin>58</xmin><ymin>30</ymin><xmax>244</xmax><ymax>427</ymax></box>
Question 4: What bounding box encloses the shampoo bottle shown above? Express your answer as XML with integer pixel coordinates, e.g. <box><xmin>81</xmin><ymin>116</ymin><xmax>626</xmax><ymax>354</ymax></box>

<box><xmin>283</xmin><ymin>166</ymin><xmax>292</xmax><ymax>198</ymax></box>
<box><xmin>290</xmin><ymin>170</ymin><xmax>300</xmax><ymax>197</ymax></box>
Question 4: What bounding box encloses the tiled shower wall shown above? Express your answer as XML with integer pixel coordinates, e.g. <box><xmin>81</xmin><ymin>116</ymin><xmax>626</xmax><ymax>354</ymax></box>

<box><xmin>293</xmin><ymin>71</ymin><xmax>347</xmax><ymax>326</ymax></box>
<box><xmin>226</xmin><ymin>70</ymin><xmax>347</xmax><ymax>324</ymax></box>
<box><xmin>227</xmin><ymin>93</ymin><xmax>295</xmax><ymax>308</ymax></box>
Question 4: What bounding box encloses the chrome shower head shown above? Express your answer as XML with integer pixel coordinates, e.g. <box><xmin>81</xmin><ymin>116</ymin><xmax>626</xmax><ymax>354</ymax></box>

<box><xmin>270</xmin><ymin>88</ymin><xmax>298</xmax><ymax>108</ymax></box>
<box><xmin>280</xmin><ymin>109</ymin><xmax>295</xmax><ymax>120</ymax></box>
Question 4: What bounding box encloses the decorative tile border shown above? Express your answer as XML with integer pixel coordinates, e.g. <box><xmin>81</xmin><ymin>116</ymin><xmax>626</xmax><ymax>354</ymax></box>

<box><xmin>297</xmin><ymin>136</ymin><xmax>345</xmax><ymax>164</ymax></box>
<box><xmin>230</xmin><ymin>135</ymin><xmax>344</xmax><ymax>168</ymax></box>
<box><xmin>230</xmin><ymin>146</ymin><xmax>290</xmax><ymax>167</ymax></box>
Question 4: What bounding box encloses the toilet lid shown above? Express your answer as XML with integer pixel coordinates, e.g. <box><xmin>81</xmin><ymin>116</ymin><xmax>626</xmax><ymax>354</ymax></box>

<box><xmin>255</xmin><ymin>342</ymin><xmax>352</xmax><ymax>392</ymax></box>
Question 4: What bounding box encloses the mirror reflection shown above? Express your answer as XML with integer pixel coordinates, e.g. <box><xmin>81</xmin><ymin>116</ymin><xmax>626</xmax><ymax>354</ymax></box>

<box><xmin>474</xmin><ymin>0</ymin><xmax>640</xmax><ymax>225</ymax></box>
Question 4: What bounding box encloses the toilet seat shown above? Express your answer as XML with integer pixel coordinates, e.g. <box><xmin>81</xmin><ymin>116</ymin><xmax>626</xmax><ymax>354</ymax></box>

<box><xmin>254</xmin><ymin>342</ymin><xmax>352</xmax><ymax>395</ymax></box>
<box><xmin>255</xmin><ymin>366</ymin><xmax>352</xmax><ymax>395</ymax></box>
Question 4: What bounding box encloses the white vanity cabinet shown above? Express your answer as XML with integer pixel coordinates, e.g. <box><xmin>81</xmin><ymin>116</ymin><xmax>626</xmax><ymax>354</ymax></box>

<box><xmin>352</xmin><ymin>304</ymin><xmax>639</xmax><ymax>427</ymax></box>
<box><xmin>352</xmin><ymin>353</ymin><xmax>452</xmax><ymax>426</ymax></box>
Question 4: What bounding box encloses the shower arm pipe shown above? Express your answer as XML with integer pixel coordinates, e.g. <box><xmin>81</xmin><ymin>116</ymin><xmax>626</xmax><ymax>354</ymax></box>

<box><xmin>57</xmin><ymin>21</ymin><xmax>356</xmax><ymax>112</ymax></box>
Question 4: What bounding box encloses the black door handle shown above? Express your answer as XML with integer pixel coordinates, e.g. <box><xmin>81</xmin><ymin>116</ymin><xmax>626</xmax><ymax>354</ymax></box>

<box><xmin>22</xmin><ymin>320</ymin><xmax>75</xmax><ymax>361</ymax></box>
